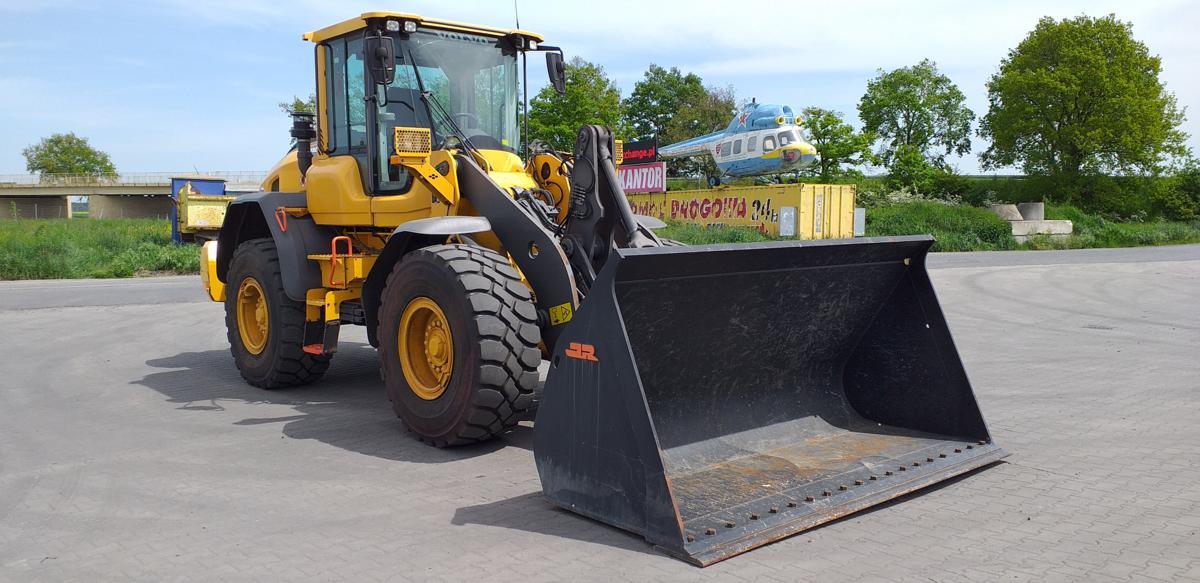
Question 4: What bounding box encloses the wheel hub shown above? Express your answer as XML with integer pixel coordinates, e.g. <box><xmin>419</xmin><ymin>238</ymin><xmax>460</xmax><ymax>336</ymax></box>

<box><xmin>236</xmin><ymin>277</ymin><xmax>269</xmax><ymax>356</ymax></box>
<box><xmin>399</xmin><ymin>297</ymin><xmax>454</xmax><ymax>400</ymax></box>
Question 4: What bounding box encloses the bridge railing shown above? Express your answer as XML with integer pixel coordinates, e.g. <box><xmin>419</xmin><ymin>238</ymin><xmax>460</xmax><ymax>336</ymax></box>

<box><xmin>0</xmin><ymin>172</ymin><xmax>268</xmax><ymax>187</ymax></box>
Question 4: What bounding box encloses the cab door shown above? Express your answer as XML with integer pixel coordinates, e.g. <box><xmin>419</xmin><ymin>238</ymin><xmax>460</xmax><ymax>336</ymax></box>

<box><xmin>367</xmin><ymin>53</ymin><xmax>441</xmax><ymax>227</ymax></box>
<box><xmin>305</xmin><ymin>32</ymin><xmax>374</xmax><ymax>225</ymax></box>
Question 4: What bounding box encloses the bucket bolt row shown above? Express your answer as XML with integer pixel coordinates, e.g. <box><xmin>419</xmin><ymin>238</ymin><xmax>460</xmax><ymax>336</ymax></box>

<box><xmin>686</xmin><ymin>440</ymin><xmax>989</xmax><ymax>542</ymax></box>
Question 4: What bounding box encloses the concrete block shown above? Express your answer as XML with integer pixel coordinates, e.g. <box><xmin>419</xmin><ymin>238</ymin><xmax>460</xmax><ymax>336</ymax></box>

<box><xmin>1018</xmin><ymin>202</ymin><xmax>1045</xmax><ymax>221</ymax></box>
<box><xmin>1010</xmin><ymin>219</ymin><xmax>1072</xmax><ymax>242</ymax></box>
<box><xmin>989</xmin><ymin>204</ymin><xmax>1023</xmax><ymax>220</ymax></box>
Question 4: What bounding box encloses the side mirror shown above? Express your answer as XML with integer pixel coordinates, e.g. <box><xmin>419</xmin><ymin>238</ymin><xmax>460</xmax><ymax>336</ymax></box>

<box><xmin>366</xmin><ymin>35</ymin><xmax>396</xmax><ymax>86</ymax></box>
<box><xmin>546</xmin><ymin>52</ymin><xmax>566</xmax><ymax>95</ymax></box>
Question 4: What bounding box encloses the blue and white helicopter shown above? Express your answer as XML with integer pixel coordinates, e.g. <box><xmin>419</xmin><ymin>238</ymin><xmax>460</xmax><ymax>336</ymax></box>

<box><xmin>658</xmin><ymin>101</ymin><xmax>818</xmax><ymax>186</ymax></box>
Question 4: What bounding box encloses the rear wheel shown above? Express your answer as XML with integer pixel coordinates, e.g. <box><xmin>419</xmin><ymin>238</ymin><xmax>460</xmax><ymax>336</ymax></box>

<box><xmin>378</xmin><ymin>244</ymin><xmax>540</xmax><ymax>447</ymax></box>
<box><xmin>224</xmin><ymin>238</ymin><xmax>330</xmax><ymax>388</ymax></box>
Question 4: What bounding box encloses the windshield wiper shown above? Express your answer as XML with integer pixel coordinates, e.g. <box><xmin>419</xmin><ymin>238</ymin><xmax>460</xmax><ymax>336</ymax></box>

<box><xmin>403</xmin><ymin>46</ymin><xmax>483</xmax><ymax>159</ymax></box>
<box><xmin>420</xmin><ymin>91</ymin><xmax>484</xmax><ymax>159</ymax></box>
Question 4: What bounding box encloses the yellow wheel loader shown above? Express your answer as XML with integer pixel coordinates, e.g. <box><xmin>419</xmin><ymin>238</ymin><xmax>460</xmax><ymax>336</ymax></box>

<box><xmin>200</xmin><ymin>11</ymin><xmax>1007</xmax><ymax>566</ymax></box>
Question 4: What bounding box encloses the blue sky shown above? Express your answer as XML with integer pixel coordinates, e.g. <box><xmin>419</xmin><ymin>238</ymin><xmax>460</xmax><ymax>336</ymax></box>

<box><xmin>1</xmin><ymin>0</ymin><xmax>1196</xmax><ymax>174</ymax></box>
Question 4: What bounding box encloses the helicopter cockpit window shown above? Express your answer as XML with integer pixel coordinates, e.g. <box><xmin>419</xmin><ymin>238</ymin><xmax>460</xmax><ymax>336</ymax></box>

<box><xmin>778</xmin><ymin>130</ymin><xmax>795</xmax><ymax>147</ymax></box>
<box><xmin>762</xmin><ymin>135</ymin><xmax>776</xmax><ymax>152</ymax></box>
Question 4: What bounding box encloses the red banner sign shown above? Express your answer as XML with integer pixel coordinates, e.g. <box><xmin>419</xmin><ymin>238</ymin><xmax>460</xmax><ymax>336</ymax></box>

<box><xmin>618</xmin><ymin>162</ymin><xmax>667</xmax><ymax>194</ymax></box>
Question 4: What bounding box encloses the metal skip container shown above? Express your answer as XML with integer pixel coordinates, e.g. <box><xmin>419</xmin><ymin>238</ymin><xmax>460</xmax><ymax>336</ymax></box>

<box><xmin>533</xmin><ymin>235</ymin><xmax>1007</xmax><ymax>566</ymax></box>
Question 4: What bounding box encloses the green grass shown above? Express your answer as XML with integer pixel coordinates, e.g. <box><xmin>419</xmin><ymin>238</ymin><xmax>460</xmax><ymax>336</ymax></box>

<box><xmin>4</xmin><ymin>205</ymin><xmax>1197</xmax><ymax>282</ymax></box>
<box><xmin>865</xmin><ymin>201</ymin><xmax>1019</xmax><ymax>252</ymax></box>
<box><xmin>0</xmin><ymin>218</ymin><xmax>199</xmax><ymax>280</ymax></box>
<box><xmin>658</xmin><ymin>202</ymin><xmax>1200</xmax><ymax>252</ymax></box>
<box><xmin>1023</xmin><ymin>204</ymin><xmax>1200</xmax><ymax>250</ymax></box>
<box><xmin>656</xmin><ymin>221</ymin><xmax>773</xmax><ymax>245</ymax></box>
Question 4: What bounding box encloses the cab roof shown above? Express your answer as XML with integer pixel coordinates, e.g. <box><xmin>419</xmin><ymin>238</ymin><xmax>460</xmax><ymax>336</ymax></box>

<box><xmin>304</xmin><ymin>12</ymin><xmax>545</xmax><ymax>44</ymax></box>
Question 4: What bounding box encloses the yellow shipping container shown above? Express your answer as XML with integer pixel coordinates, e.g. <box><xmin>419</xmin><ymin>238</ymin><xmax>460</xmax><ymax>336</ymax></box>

<box><xmin>627</xmin><ymin>183</ymin><xmax>856</xmax><ymax>239</ymax></box>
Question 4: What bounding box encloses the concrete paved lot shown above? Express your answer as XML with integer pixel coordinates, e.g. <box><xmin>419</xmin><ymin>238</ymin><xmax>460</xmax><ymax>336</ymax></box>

<box><xmin>1</xmin><ymin>245</ymin><xmax>1198</xmax><ymax>582</ymax></box>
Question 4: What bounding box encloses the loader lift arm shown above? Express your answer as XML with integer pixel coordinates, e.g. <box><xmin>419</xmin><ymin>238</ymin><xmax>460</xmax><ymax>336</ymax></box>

<box><xmin>561</xmin><ymin>125</ymin><xmax>661</xmax><ymax>292</ymax></box>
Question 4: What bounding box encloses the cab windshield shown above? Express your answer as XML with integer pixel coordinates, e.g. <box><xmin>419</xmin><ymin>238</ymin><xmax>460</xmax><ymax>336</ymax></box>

<box><xmin>381</xmin><ymin>29</ymin><xmax>519</xmax><ymax>153</ymax></box>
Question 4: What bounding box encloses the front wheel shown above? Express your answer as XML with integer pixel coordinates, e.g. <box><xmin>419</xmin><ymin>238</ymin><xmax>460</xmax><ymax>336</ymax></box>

<box><xmin>224</xmin><ymin>238</ymin><xmax>330</xmax><ymax>388</ymax></box>
<box><xmin>378</xmin><ymin>244</ymin><xmax>541</xmax><ymax>447</ymax></box>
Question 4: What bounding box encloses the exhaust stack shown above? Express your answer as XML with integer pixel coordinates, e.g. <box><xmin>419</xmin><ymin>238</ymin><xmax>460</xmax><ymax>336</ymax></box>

<box><xmin>290</xmin><ymin>111</ymin><xmax>316</xmax><ymax>178</ymax></box>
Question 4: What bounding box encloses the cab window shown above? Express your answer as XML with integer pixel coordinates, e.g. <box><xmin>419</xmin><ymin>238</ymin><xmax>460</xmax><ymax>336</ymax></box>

<box><xmin>733</xmin><ymin>140</ymin><xmax>742</xmax><ymax>155</ymax></box>
<box><xmin>747</xmin><ymin>136</ymin><xmax>757</xmax><ymax>152</ymax></box>
<box><xmin>762</xmin><ymin>135</ymin><xmax>776</xmax><ymax>152</ymax></box>
<box><xmin>346</xmin><ymin>37</ymin><xmax>367</xmax><ymax>150</ymax></box>
<box><xmin>778</xmin><ymin>130</ymin><xmax>794</xmax><ymax>147</ymax></box>
<box><xmin>325</xmin><ymin>36</ymin><xmax>367</xmax><ymax>153</ymax></box>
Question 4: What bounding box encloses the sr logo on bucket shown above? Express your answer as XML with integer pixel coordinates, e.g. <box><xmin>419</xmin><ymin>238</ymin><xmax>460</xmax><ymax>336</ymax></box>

<box><xmin>565</xmin><ymin>342</ymin><xmax>598</xmax><ymax>362</ymax></box>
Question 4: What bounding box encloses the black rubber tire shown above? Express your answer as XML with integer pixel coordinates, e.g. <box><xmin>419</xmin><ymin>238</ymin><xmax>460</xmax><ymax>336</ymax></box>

<box><xmin>224</xmin><ymin>238</ymin><xmax>331</xmax><ymax>389</ymax></box>
<box><xmin>378</xmin><ymin>244</ymin><xmax>540</xmax><ymax>447</ymax></box>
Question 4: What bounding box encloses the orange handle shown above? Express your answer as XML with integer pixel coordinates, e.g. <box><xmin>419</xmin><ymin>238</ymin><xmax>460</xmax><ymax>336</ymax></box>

<box><xmin>330</xmin><ymin>236</ymin><xmax>353</xmax><ymax>287</ymax></box>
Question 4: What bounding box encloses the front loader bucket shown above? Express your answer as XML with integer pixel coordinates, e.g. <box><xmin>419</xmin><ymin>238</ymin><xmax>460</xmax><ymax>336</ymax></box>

<box><xmin>533</xmin><ymin>235</ymin><xmax>1006</xmax><ymax>566</ymax></box>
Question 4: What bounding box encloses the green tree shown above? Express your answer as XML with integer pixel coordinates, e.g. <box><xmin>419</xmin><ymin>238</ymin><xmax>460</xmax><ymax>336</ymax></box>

<box><xmin>623</xmin><ymin>64</ymin><xmax>707</xmax><ymax>140</ymax></box>
<box><xmin>885</xmin><ymin>144</ymin><xmax>941</xmax><ymax>193</ymax></box>
<box><xmin>527</xmin><ymin>57</ymin><xmax>626</xmax><ymax>152</ymax></box>
<box><xmin>22</xmin><ymin>133</ymin><xmax>116</xmax><ymax>178</ymax></box>
<box><xmin>659</xmin><ymin>85</ymin><xmax>737</xmax><ymax>177</ymax></box>
<box><xmin>799</xmin><ymin>107</ymin><xmax>877</xmax><ymax>181</ymax></box>
<box><xmin>279</xmin><ymin>94</ymin><xmax>316</xmax><ymax>116</ymax></box>
<box><xmin>979</xmin><ymin>15</ymin><xmax>1187</xmax><ymax>202</ymax></box>
<box><xmin>858</xmin><ymin>59</ymin><xmax>974</xmax><ymax>170</ymax></box>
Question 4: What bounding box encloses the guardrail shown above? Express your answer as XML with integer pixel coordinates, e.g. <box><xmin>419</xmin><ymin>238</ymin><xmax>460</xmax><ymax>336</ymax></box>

<box><xmin>0</xmin><ymin>172</ymin><xmax>268</xmax><ymax>187</ymax></box>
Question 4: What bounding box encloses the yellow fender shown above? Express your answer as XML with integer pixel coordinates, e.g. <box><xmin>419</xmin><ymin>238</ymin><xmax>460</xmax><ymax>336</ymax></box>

<box><xmin>200</xmin><ymin>241</ymin><xmax>225</xmax><ymax>302</ymax></box>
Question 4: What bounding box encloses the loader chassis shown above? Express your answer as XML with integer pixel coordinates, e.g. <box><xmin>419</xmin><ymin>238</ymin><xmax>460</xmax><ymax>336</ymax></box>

<box><xmin>201</xmin><ymin>11</ymin><xmax>1006</xmax><ymax>566</ymax></box>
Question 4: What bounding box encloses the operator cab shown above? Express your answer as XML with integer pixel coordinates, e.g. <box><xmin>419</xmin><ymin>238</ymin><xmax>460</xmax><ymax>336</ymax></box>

<box><xmin>300</xmin><ymin>13</ymin><xmax>563</xmax><ymax>209</ymax></box>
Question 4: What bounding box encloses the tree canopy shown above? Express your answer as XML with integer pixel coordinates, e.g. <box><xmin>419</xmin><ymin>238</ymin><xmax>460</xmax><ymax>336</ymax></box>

<box><xmin>279</xmin><ymin>94</ymin><xmax>316</xmax><ymax>116</ymax></box>
<box><xmin>858</xmin><ymin>59</ymin><xmax>974</xmax><ymax>167</ymax></box>
<box><xmin>979</xmin><ymin>14</ymin><xmax>1187</xmax><ymax>186</ymax></box>
<box><xmin>654</xmin><ymin>84</ymin><xmax>736</xmax><ymax>177</ymax></box>
<box><xmin>527</xmin><ymin>57</ymin><xmax>626</xmax><ymax>151</ymax></box>
<box><xmin>800</xmin><ymin>107</ymin><xmax>876</xmax><ymax>181</ymax></box>
<box><xmin>22</xmin><ymin>133</ymin><xmax>116</xmax><ymax>177</ymax></box>
<box><xmin>623</xmin><ymin>65</ymin><xmax>708</xmax><ymax>140</ymax></box>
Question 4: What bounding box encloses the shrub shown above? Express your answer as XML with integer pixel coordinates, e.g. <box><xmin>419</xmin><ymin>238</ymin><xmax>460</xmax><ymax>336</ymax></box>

<box><xmin>1044</xmin><ymin>204</ymin><xmax>1200</xmax><ymax>248</ymax></box>
<box><xmin>865</xmin><ymin>201</ymin><xmax>1018</xmax><ymax>251</ymax></box>
<box><xmin>0</xmin><ymin>218</ymin><xmax>199</xmax><ymax>280</ymax></box>
<box><xmin>1155</xmin><ymin>164</ymin><xmax>1200</xmax><ymax>221</ymax></box>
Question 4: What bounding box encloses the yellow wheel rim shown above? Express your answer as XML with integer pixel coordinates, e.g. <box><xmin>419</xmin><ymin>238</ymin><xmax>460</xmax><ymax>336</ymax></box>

<box><xmin>236</xmin><ymin>277</ymin><xmax>269</xmax><ymax>356</ymax></box>
<box><xmin>399</xmin><ymin>297</ymin><xmax>454</xmax><ymax>400</ymax></box>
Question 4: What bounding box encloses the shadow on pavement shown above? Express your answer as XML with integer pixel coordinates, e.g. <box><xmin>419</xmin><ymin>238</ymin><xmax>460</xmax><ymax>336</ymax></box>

<box><xmin>451</xmin><ymin>492</ymin><xmax>659</xmax><ymax>558</ymax></box>
<box><xmin>132</xmin><ymin>342</ymin><xmax>531</xmax><ymax>463</ymax></box>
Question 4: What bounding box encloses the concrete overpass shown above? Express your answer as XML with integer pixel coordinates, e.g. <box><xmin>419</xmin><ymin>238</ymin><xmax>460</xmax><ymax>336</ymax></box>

<box><xmin>0</xmin><ymin>172</ymin><xmax>265</xmax><ymax>219</ymax></box>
